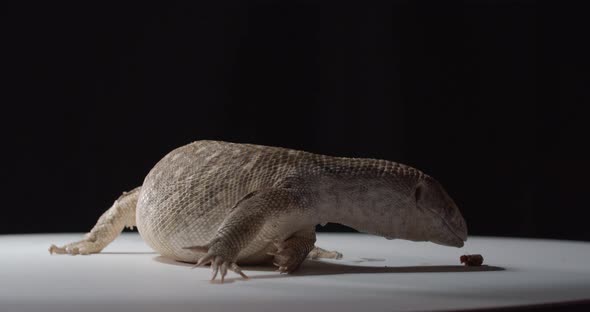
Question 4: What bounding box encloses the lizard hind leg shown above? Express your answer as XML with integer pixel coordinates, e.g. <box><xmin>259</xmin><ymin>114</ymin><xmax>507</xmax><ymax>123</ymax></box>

<box><xmin>268</xmin><ymin>227</ymin><xmax>318</xmax><ymax>274</ymax></box>
<box><xmin>49</xmin><ymin>187</ymin><xmax>141</xmax><ymax>255</ymax></box>
<box><xmin>308</xmin><ymin>246</ymin><xmax>343</xmax><ymax>260</ymax></box>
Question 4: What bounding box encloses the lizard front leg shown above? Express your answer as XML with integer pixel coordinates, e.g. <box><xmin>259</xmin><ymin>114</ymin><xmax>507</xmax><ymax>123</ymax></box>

<box><xmin>183</xmin><ymin>188</ymin><xmax>305</xmax><ymax>283</ymax></box>
<box><xmin>49</xmin><ymin>187</ymin><xmax>140</xmax><ymax>255</ymax></box>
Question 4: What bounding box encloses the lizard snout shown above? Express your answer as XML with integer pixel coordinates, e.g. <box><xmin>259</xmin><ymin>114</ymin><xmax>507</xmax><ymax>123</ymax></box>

<box><xmin>415</xmin><ymin>177</ymin><xmax>468</xmax><ymax>248</ymax></box>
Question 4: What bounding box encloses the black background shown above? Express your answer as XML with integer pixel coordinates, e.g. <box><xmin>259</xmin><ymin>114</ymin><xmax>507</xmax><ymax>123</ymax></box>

<box><xmin>2</xmin><ymin>1</ymin><xmax>588</xmax><ymax>241</ymax></box>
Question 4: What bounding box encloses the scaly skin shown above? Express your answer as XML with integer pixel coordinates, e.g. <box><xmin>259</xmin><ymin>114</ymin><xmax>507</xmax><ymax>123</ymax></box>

<box><xmin>50</xmin><ymin>140</ymin><xmax>467</xmax><ymax>283</ymax></box>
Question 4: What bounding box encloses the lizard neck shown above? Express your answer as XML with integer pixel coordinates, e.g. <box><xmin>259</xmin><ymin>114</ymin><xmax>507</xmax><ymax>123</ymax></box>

<box><xmin>312</xmin><ymin>174</ymin><xmax>414</xmax><ymax>239</ymax></box>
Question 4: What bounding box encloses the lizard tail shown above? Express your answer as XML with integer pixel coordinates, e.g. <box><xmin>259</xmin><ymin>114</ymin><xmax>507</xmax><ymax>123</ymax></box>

<box><xmin>49</xmin><ymin>186</ymin><xmax>141</xmax><ymax>255</ymax></box>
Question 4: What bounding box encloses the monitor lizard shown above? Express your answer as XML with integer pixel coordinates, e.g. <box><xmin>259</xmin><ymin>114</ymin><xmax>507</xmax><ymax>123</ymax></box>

<box><xmin>50</xmin><ymin>140</ymin><xmax>467</xmax><ymax>283</ymax></box>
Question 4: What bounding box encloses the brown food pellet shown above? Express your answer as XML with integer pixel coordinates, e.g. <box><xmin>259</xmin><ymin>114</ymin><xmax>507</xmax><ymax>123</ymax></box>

<box><xmin>460</xmin><ymin>254</ymin><xmax>484</xmax><ymax>266</ymax></box>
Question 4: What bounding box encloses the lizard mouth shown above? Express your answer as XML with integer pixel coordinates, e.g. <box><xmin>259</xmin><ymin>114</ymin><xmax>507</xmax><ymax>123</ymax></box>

<box><xmin>448</xmin><ymin>227</ymin><xmax>466</xmax><ymax>247</ymax></box>
<box><xmin>440</xmin><ymin>216</ymin><xmax>468</xmax><ymax>247</ymax></box>
<box><xmin>432</xmin><ymin>226</ymin><xmax>465</xmax><ymax>248</ymax></box>
<box><xmin>427</xmin><ymin>208</ymin><xmax>467</xmax><ymax>247</ymax></box>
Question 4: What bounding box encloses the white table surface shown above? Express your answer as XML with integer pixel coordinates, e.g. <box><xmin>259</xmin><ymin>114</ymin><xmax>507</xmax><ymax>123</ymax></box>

<box><xmin>1</xmin><ymin>233</ymin><xmax>589</xmax><ymax>312</ymax></box>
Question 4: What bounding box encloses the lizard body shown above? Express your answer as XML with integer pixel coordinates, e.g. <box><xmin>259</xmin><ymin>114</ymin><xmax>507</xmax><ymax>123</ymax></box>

<box><xmin>50</xmin><ymin>140</ymin><xmax>467</xmax><ymax>282</ymax></box>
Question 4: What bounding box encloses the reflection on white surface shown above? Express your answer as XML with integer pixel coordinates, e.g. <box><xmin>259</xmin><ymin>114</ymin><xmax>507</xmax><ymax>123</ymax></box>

<box><xmin>1</xmin><ymin>233</ymin><xmax>589</xmax><ymax>312</ymax></box>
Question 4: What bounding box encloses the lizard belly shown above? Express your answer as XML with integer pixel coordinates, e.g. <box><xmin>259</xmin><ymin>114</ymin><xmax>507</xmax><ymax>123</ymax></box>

<box><xmin>136</xmin><ymin>190</ymin><xmax>224</xmax><ymax>263</ymax></box>
<box><xmin>136</xmin><ymin>163</ymin><xmax>236</xmax><ymax>262</ymax></box>
<box><xmin>133</xmin><ymin>145</ymin><xmax>243</xmax><ymax>262</ymax></box>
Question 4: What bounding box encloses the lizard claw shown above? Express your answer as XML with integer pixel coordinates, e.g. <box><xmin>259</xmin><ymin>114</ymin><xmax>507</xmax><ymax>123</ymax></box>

<box><xmin>193</xmin><ymin>253</ymin><xmax>215</xmax><ymax>268</ymax></box>
<box><xmin>211</xmin><ymin>256</ymin><xmax>222</xmax><ymax>281</ymax></box>
<box><xmin>230</xmin><ymin>263</ymin><xmax>249</xmax><ymax>279</ymax></box>
<box><xmin>186</xmin><ymin>245</ymin><xmax>249</xmax><ymax>282</ymax></box>
<box><xmin>220</xmin><ymin>262</ymin><xmax>228</xmax><ymax>283</ymax></box>
<box><xmin>208</xmin><ymin>258</ymin><xmax>247</xmax><ymax>283</ymax></box>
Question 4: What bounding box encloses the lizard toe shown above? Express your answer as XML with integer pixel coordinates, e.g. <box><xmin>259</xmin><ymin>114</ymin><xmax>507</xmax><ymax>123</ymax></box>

<box><xmin>212</xmin><ymin>258</ymin><xmax>247</xmax><ymax>283</ymax></box>
<box><xmin>187</xmin><ymin>245</ymin><xmax>248</xmax><ymax>282</ymax></box>
<box><xmin>230</xmin><ymin>263</ymin><xmax>249</xmax><ymax>279</ymax></box>
<box><xmin>49</xmin><ymin>241</ymin><xmax>102</xmax><ymax>255</ymax></box>
<box><xmin>220</xmin><ymin>262</ymin><xmax>228</xmax><ymax>283</ymax></box>
<box><xmin>48</xmin><ymin>244</ymin><xmax>66</xmax><ymax>255</ymax></box>
<box><xmin>210</xmin><ymin>256</ymin><xmax>222</xmax><ymax>281</ymax></box>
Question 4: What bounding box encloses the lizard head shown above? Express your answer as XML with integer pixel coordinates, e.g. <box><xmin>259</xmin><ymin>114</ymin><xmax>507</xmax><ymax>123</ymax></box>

<box><xmin>411</xmin><ymin>176</ymin><xmax>468</xmax><ymax>247</ymax></box>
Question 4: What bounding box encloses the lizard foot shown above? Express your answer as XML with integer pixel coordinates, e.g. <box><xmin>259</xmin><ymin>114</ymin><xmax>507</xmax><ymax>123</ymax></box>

<box><xmin>267</xmin><ymin>239</ymin><xmax>309</xmax><ymax>274</ymax></box>
<box><xmin>307</xmin><ymin>246</ymin><xmax>343</xmax><ymax>260</ymax></box>
<box><xmin>183</xmin><ymin>245</ymin><xmax>248</xmax><ymax>283</ymax></box>
<box><xmin>49</xmin><ymin>240</ymin><xmax>102</xmax><ymax>255</ymax></box>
